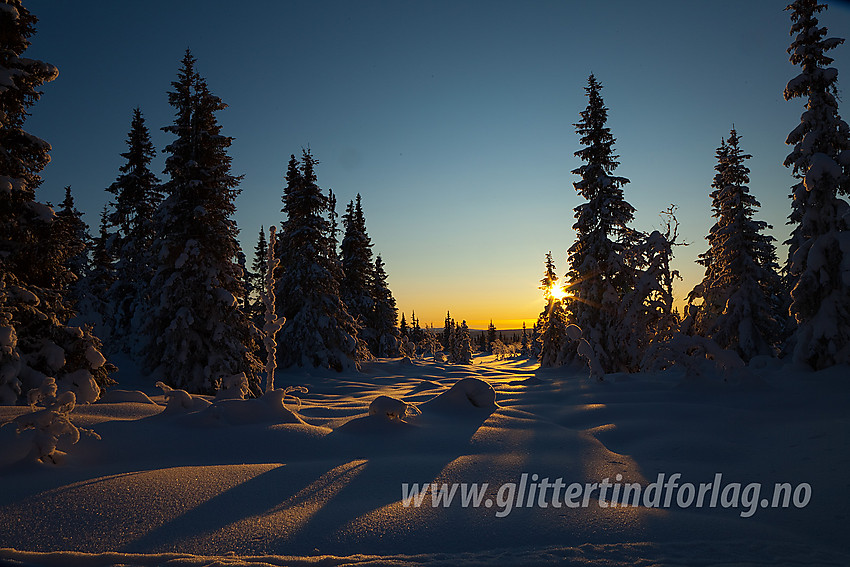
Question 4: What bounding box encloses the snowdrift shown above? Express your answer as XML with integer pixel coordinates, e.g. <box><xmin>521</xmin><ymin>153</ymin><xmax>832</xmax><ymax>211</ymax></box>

<box><xmin>0</xmin><ymin>355</ymin><xmax>847</xmax><ymax>566</ymax></box>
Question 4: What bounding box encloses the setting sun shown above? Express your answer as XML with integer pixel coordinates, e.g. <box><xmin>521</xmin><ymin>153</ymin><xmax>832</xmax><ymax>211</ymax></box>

<box><xmin>548</xmin><ymin>283</ymin><xmax>569</xmax><ymax>301</ymax></box>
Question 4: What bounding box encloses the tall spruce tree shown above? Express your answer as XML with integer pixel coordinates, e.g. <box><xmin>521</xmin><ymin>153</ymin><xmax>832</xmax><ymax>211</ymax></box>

<box><xmin>275</xmin><ymin>150</ymin><xmax>368</xmax><ymax>370</ymax></box>
<box><xmin>783</xmin><ymin>0</ymin><xmax>850</xmax><ymax>368</ymax></box>
<box><xmin>0</xmin><ymin>0</ymin><xmax>112</xmax><ymax>403</ymax></box>
<box><xmin>340</xmin><ymin>194</ymin><xmax>375</xmax><ymax>348</ymax></box>
<box><xmin>104</xmin><ymin>108</ymin><xmax>162</xmax><ymax>350</ymax></box>
<box><xmin>565</xmin><ymin>75</ymin><xmax>637</xmax><ymax>373</ymax></box>
<box><xmin>145</xmin><ymin>50</ymin><xmax>261</xmax><ymax>394</ymax></box>
<box><xmin>688</xmin><ymin>129</ymin><xmax>783</xmax><ymax>360</ymax></box>
<box><xmin>370</xmin><ymin>255</ymin><xmax>401</xmax><ymax>357</ymax></box>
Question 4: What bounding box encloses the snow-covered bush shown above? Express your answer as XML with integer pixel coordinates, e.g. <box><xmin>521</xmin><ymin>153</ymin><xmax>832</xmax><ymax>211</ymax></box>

<box><xmin>215</xmin><ymin>372</ymin><xmax>251</xmax><ymax>400</ymax></box>
<box><xmin>155</xmin><ymin>381</ymin><xmax>212</xmax><ymax>414</ymax></box>
<box><xmin>6</xmin><ymin>377</ymin><xmax>99</xmax><ymax>464</ymax></box>
<box><xmin>418</xmin><ymin>331</ymin><xmax>442</xmax><ymax>361</ymax></box>
<box><xmin>368</xmin><ymin>395</ymin><xmax>420</xmax><ymax>421</ymax></box>
<box><xmin>641</xmin><ymin>333</ymin><xmax>745</xmax><ymax>376</ymax></box>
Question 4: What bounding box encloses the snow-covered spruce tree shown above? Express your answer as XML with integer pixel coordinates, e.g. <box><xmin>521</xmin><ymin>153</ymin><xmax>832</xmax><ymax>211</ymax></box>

<box><xmin>275</xmin><ymin>151</ymin><xmax>368</xmax><ymax>370</ymax></box>
<box><xmin>0</xmin><ymin>0</ymin><xmax>112</xmax><ymax>403</ymax></box>
<box><xmin>536</xmin><ymin>252</ymin><xmax>569</xmax><ymax>368</ymax></box>
<box><xmin>688</xmin><ymin>130</ymin><xmax>783</xmax><ymax>361</ymax></box>
<box><xmin>103</xmin><ymin>108</ymin><xmax>163</xmax><ymax>352</ymax></box>
<box><xmin>454</xmin><ymin>320</ymin><xmax>473</xmax><ymax>364</ymax></box>
<box><xmin>564</xmin><ymin>75</ymin><xmax>637</xmax><ymax>373</ymax></box>
<box><xmin>783</xmin><ymin>0</ymin><xmax>850</xmax><ymax>369</ymax></box>
<box><xmin>340</xmin><ymin>194</ymin><xmax>376</xmax><ymax>349</ymax></box>
<box><xmin>144</xmin><ymin>51</ymin><xmax>261</xmax><ymax>394</ymax></box>
<box><xmin>370</xmin><ymin>255</ymin><xmax>401</xmax><ymax>357</ymax></box>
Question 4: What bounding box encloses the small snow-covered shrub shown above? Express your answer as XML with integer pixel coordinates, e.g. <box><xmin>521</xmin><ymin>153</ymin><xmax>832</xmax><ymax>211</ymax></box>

<box><xmin>215</xmin><ymin>372</ymin><xmax>251</xmax><ymax>400</ymax></box>
<box><xmin>368</xmin><ymin>395</ymin><xmax>420</xmax><ymax>421</ymax></box>
<box><xmin>5</xmin><ymin>377</ymin><xmax>100</xmax><ymax>464</ymax></box>
<box><xmin>59</xmin><ymin>369</ymin><xmax>100</xmax><ymax>404</ymax></box>
<box><xmin>156</xmin><ymin>381</ymin><xmax>212</xmax><ymax>414</ymax></box>
<box><xmin>641</xmin><ymin>333</ymin><xmax>745</xmax><ymax>376</ymax></box>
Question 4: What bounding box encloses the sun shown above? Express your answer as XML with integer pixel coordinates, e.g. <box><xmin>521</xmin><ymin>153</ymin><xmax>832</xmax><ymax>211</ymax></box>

<box><xmin>548</xmin><ymin>283</ymin><xmax>569</xmax><ymax>301</ymax></box>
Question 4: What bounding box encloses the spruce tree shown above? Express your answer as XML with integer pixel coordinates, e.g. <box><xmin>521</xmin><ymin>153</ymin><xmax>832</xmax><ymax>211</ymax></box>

<box><xmin>82</xmin><ymin>206</ymin><xmax>115</xmax><ymax>330</ymax></box>
<box><xmin>276</xmin><ymin>151</ymin><xmax>367</xmax><ymax>370</ymax></box>
<box><xmin>410</xmin><ymin>311</ymin><xmax>423</xmax><ymax>343</ymax></box>
<box><xmin>327</xmin><ymin>188</ymin><xmax>339</xmax><ymax>259</ymax></box>
<box><xmin>486</xmin><ymin>320</ymin><xmax>497</xmax><ymax>353</ymax></box>
<box><xmin>250</xmin><ymin>225</ymin><xmax>268</xmax><ymax>324</ymax></box>
<box><xmin>0</xmin><ymin>1</ymin><xmax>112</xmax><ymax>403</ymax></box>
<box><xmin>783</xmin><ymin>0</ymin><xmax>850</xmax><ymax>368</ymax></box>
<box><xmin>537</xmin><ymin>252</ymin><xmax>569</xmax><ymax>368</ymax></box>
<box><xmin>399</xmin><ymin>312</ymin><xmax>408</xmax><ymax>338</ymax></box>
<box><xmin>442</xmin><ymin>311</ymin><xmax>452</xmax><ymax>351</ymax></box>
<box><xmin>145</xmin><ymin>51</ymin><xmax>261</xmax><ymax>394</ymax></box>
<box><xmin>565</xmin><ymin>75</ymin><xmax>637</xmax><ymax>373</ymax></box>
<box><xmin>54</xmin><ymin>186</ymin><xmax>89</xmax><ymax>303</ymax></box>
<box><xmin>340</xmin><ymin>194</ymin><xmax>375</xmax><ymax>347</ymax></box>
<box><xmin>370</xmin><ymin>255</ymin><xmax>401</xmax><ymax>357</ymax></box>
<box><xmin>236</xmin><ymin>246</ymin><xmax>250</xmax><ymax>314</ymax></box>
<box><xmin>688</xmin><ymin>129</ymin><xmax>783</xmax><ymax>360</ymax></box>
<box><xmin>104</xmin><ymin>108</ymin><xmax>163</xmax><ymax>351</ymax></box>
<box><xmin>520</xmin><ymin>322</ymin><xmax>529</xmax><ymax>356</ymax></box>
<box><xmin>455</xmin><ymin>320</ymin><xmax>473</xmax><ymax>364</ymax></box>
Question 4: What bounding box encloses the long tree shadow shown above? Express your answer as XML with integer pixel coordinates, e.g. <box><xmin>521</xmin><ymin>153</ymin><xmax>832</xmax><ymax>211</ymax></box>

<box><xmin>122</xmin><ymin>458</ymin><xmax>348</xmax><ymax>553</ymax></box>
<box><xmin>118</xmin><ymin>403</ymin><xmax>495</xmax><ymax>555</ymax></box>
<box><xmin>273</xmin><ymin>408</ymin><xmax>497</xmax><ymax>555</ymax></box>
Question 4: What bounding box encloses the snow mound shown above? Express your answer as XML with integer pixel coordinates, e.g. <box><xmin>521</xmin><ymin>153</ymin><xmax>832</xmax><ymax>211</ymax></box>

<box><xmin>420</xmin><ymin>377</ymin><xmax>498</xmax><ymax>413</ymax></box>
<box><xmin>202</xmin><ymin>390</ymin><xmax>305</xmax><ymax>426</ymax></box>
<box><xmin>368</xmin><ymin>395</ymin><xmax>420</xmax><ymax>421</ymax></box>
<box><xmin>98</xmin><ymin>389</ymin><xmax>160</xmax><ymax>405</ymax></box>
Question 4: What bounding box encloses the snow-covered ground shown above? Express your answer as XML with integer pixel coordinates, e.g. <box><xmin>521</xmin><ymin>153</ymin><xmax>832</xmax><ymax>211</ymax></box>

<box><xmin>0</xmin><ymin>355</ymin><xmax>848</xmax><ymax>566</ymax></box>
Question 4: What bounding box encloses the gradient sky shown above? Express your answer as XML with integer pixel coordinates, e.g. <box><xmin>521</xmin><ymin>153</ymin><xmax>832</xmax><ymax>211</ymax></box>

<box><xmin>23</xmin><ymin>0</ymin><xmax>850</xmax><ymax>330</ymax></box>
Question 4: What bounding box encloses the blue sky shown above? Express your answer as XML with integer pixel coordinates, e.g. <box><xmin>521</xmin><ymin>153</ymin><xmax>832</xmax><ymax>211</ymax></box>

<box><xmin>25</xmin><ymin>0</ymin><xmax>850</xmax><ymax>329</ymax></box>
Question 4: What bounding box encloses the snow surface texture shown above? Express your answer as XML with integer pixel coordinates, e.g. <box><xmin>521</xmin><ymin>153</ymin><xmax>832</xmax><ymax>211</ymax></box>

<box><xmin>0</xmin><ymin>355</ymin><xmax>848</xmax><ymax>566</ymax></box>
